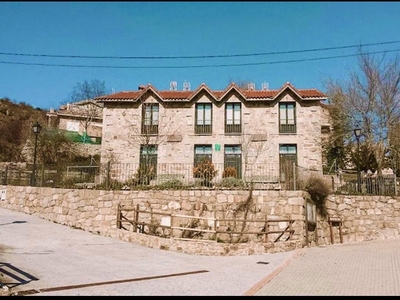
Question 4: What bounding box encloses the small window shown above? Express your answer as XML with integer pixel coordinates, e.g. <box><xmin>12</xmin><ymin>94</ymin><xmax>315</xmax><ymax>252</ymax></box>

<box><xmin>141</xmin><ymin>103</ymin><xmax>159</xmax><ymax>135</ymax></box>
<box><xmin>225</xmin><ymin>103</ymin><xmax>242</xmax><ymax>134</ymax></box>
<box><xmin>279</xmin><ymin>103</ymin><xmax>296</xmax><ymax>133</ymax></box>
<box><xmin>194</xmin><ymin>145</ymin><xmax>212</xmax><ymax>166</ymax></box>
<box><xmin>195</xmin><ymin>103</ymin><xmax>212</xmax><ymax>134</ymax></box>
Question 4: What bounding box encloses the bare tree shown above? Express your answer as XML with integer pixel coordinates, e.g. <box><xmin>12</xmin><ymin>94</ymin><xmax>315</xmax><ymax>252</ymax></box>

<box><xmin>65</xmin><ymin>100</ymin><xmax>103</xmax><ymax>143</ymax></box>
<box><xmin>66</xmin><ymin>79</ymin><xmax>108</xmax><ymax>103</ymax></box>
<box><xmin>120</xmin><ymin>98</ymin><xmax>181</xmax><ymax>184</ymax></box>
<box><xmin>64</xmin><ymin>79</ymin><xmax>107</xmax><ymax>143</ymax></box>
<box><xmin>325</xmin><ymin>48</ymin><xmax>400</xmax><ymax>175</ymax></box>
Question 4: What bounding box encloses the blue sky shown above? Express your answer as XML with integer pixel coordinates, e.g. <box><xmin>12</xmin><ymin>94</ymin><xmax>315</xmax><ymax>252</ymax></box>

<box><xmin>2</xmin><ymin>1</ymin><xmax>400</xmax><ymax>110</ymax></box>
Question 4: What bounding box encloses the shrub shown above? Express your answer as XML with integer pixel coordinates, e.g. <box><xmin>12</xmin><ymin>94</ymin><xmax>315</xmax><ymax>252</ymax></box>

<box><xmin>135</xmin><ymin>164</ymin><xmax>156</xmax><ymax>185</ymax></box>
<box><xmin>218</xmin><ymin>177</ymin><xmax>246</xmax><ymax>189</ymax></box>
<box><xmin>304</xmin><ymin>174</ymin><xmax>332</xmax><ymax>216</ymax></box>
<box><xmin>222</xmin><ymin>167</ymin><xmax>237</xmax><ymax>178</ymax></box>
<box><xmin>159</xmin><ymin>179</ymin><xmax>184</xmax><ymax>189</ymax></box>
<box><xmin>193</xmin><ymin>159</ymin><xmax>218</xmax><ymax>186</ymax></box>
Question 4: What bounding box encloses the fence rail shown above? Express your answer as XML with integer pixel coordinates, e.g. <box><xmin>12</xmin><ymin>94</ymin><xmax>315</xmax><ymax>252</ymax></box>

<box><xmin>0</xmin><ymin>162</ymin><xmax>398</xmax><ymax>196</ymax></box>
<box><xmin>116</xmin><ymin>204</ymin><xmax>295</xmax><ymax>243</ymax></box>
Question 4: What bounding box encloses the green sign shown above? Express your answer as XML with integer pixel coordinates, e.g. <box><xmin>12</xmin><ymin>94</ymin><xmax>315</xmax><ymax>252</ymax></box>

<box><xmin>214</xmin><ymin>144</ymin><xmax>221</xmax><ymax>151</ymax></box>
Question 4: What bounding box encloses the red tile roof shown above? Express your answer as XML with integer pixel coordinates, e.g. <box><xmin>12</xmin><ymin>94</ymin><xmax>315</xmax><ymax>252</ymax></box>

<box><xmin>95</xmin><ymin>82</ymin><xmax>326</xmax><ymax>103</ymax></box>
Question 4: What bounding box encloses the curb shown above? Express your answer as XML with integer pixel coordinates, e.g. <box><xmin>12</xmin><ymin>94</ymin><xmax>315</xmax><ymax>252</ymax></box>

<box><xmin>243</xmin><ymin>247</ymin><xmax>306</xmax><ymax>296</ymax></box>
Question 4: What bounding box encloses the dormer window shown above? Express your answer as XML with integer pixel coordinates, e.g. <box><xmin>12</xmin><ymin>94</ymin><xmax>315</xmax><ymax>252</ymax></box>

<box><xmin>279</xmin><ymin>102</ymin><xmax>296</xmax><ymax>134</ymax></box>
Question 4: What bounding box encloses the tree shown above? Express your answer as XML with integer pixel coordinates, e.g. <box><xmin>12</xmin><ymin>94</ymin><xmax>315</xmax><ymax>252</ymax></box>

<box><xmin>118</xmin><ymin>96</ymin><xmax>181</xmax><ymax>185</ymax></box>
<box><xmin>324</xmin><ymin>48</ymin><xmax>400</xmax><ymax>176</ymax></box>
<box><xmin>66</xmin><ymin>79</ymin><xmax>108</xmax><ymax>103</ymax></box>
<box><xmin>64</xmin><ymin>79</ymin><xmax>107</xmax><ymax>143</ymax></box>
<box><xmin>36</xmin><ymin>128</ymin><xmax>79</xmax><ymax>164</ymax></box>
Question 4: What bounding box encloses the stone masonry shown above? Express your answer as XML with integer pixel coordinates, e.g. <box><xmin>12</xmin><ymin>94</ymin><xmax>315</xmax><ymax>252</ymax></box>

<box><xmin>0</xmin><ymin>185</ymin><xmax>399</xmax><ymax>256</ymax></box>
<box><xmin>99</xmin><ymin>83</ymin><xmax>328</xmax><ymax>178</ymax></box>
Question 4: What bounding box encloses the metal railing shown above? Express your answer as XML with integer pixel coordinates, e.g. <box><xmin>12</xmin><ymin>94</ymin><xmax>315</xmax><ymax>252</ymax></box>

<box><xmin>1</xmin><ymin>162</ymin><xmax>398</xmax><ymax>195</ymax></box>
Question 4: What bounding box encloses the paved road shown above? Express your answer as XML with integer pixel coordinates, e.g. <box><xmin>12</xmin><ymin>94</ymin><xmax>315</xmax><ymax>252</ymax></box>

<box><xmin>255</xmin><ymin>237</ymin><xmax>400</xmax><ymax>296</ymax></box>
<box><xmin>1</xmin><ymin>207</ymin><xmax>399</xmax><ymax>296</ymax></box>
<box><xmin>0</xmin><ymin>208</ymin><xmax>296</xmax><ymax>296</ymax></box>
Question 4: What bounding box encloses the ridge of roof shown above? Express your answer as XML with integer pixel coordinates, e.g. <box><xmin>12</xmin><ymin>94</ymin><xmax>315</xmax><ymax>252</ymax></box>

<box><xmin>95</xmin><ymin>82</ymin><xmax>326</xmax><ymax>102</ymax></box>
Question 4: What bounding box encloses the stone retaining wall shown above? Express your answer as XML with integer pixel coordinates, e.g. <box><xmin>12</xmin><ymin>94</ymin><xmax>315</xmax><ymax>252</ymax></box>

<box><xmin>0</xmin><ymin>185</ymin><xmax>399</xmax><ymax>256</ymax></box>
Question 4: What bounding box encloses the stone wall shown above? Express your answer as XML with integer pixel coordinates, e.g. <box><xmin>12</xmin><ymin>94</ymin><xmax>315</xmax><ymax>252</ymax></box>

<box><xmin>0</xmin><ymin>185</ymin><xmax>399</xmax><ymax>256</ymax></box>
<box><xmin>319</xmin><ymin>194</ymin><xmax>400</xmax><ymax>244</ymax></box>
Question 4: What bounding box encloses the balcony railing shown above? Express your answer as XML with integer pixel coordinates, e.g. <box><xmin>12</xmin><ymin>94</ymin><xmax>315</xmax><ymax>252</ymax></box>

<box><xmin>279</xmin><ymin>123</ymin><xmax>296</xmax><ymax>134</ymax></box>
<box><xmin>195</xmin><ymin>124</ymin><xmax>212</xmax><ymax>134</ymax></box>
<box><xmin>141</xmin><ymin>124</ymin><xmax>159</xmax><ymax>135</ymax></box>
<box><xmin>225</xmin><ymin>123</ymin><xmax>242</xmax><ymax>134</ymax></box>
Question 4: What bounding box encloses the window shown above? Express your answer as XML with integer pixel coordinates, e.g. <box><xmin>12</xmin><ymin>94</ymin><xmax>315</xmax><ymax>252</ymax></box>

<box><xmin>139</xmin><ymin>145</ymin><xmax>158</xmax><ymax>184</ymax></box>
<box><xmin>194</xmin><ymin>145</ymin><xmax>212</xmax><ymax>166</ymax></box>
<box><xmin>224</xmin><ymin>145</ymin><xmax>242</xmax><ymax>179</ymax></box>
<box><xmin>225</xmin><ymin>103</ymin><xmax>241</xmax><ymax>134</ymax></box>
<box><xmin>279</xmin><ymin>103</ymin><xmax>296</xmax><ymax>133</ymax></box>
<box><xmin>195</xmin><ymin>103</ymin><xmax>212</xmax><ymax>134</ymax></box>
<box><xmin>141</xmin><ymin>103</ymin><xmax>159</xmax><ymax>135</ymax></box>
<box><xmin>279</xmin><ymin>144</ymin><xmax>297</xmax><ymax>190</ymax></box>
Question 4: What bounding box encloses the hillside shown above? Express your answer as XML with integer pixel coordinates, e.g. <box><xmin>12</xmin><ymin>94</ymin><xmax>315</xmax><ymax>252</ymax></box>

<box><xmin>0</xmin><ymin>98</ymin><xmax>47</xmax><ymax>162</ymax></box>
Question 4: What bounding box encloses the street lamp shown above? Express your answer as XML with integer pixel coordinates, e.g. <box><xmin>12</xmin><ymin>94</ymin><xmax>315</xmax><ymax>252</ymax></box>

<box><xmin>354</xmin><ymin>128</ymin><xmax>362</xmax><ymax>192</ymax></box>
<box><xmin>31</xmin><ymin>122</ymin><xmax>42</xmax><ymax>186</ymax></box>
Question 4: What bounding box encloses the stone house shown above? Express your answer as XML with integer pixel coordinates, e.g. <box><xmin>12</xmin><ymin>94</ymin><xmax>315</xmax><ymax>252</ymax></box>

<box><xmin>46</xmin><ymin>99</ymin><xmax>103</xmax><ymax>144</ymax></box>
<box><xmin>95</xmin><ymin>81</ymin><xmax>329</xmax><ymax>185</ymax></box>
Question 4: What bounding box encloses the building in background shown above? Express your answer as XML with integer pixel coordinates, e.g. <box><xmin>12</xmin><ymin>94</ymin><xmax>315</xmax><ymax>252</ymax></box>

<box><xmin>47</xmin><ymin>99</ymin><xmax>103</xmax><ymax>144</ymax></box>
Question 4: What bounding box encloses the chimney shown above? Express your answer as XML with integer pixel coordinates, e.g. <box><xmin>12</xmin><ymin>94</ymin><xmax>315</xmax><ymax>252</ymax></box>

<box><xmin>138</xmin><ymin>85</ymin><xmax>145</xmax><ymax>90</ymax></box>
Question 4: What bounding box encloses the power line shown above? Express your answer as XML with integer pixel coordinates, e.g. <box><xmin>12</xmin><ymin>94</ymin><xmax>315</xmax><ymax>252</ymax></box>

<box><xmin>1</xmin><ymin>49</ymin><xmax>399</xmax><ymax>69</ymax></box>
<box><xmin>1</xmin><ymin>41</ymin><xmax>400</xmax><ymax>60</ymax></box>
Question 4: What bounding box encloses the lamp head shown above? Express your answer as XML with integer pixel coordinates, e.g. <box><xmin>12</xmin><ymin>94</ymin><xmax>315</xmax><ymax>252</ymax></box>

<box><xmin>354</xmin><ymin>128</ymin><xmax>361</xmax><ymax>139</ymax></box>
<box><xmin>32</xmin><ymin>122</ymin><xmax>42</xmax><ymax>135</ymax></box>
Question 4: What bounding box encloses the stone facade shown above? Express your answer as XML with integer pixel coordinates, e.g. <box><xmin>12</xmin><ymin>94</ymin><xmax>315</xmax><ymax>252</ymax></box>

<box><xmin>47</xmin><ymin>99</ymin><xmax>103</xmax><ymax>143</ymax></box>
<box><xmin>96</xmin><ymin>82</ymin><xmax>329</xmax><ymax>183</ymax></box>
<box><xmin>1</xmin><ymin>185</ymin><xmax>399</xmax><ymax>256</ymax></box>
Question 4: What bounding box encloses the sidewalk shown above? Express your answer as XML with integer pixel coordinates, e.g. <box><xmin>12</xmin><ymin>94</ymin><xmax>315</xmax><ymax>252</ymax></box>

<box><xmin>0</xmin><ymin>207</ymin><xmax>298</xmax><ymax>296</ymax></box>
<box><xmin>255</xmin><ymin>236</ymin><xmax>400</xmax><ymax>296</ymax></box>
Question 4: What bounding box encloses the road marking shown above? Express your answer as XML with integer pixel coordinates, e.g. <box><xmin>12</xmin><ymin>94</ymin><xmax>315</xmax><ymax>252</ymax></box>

<box><xmin>12</xmin><ymin>269</ymin><xmax>209</xmax><ymax>295</ymax></box>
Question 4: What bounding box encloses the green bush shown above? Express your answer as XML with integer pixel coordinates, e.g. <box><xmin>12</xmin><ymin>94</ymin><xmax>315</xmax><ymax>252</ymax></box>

<box><xmin>218</xmin><ymin>177</ymin><xmax>246</xmax><ymax>189</ymax></box>
<box><xmin>159</xmin><ymin>179</ymin><xmax>184</xmax><ymax>188</ymax></box>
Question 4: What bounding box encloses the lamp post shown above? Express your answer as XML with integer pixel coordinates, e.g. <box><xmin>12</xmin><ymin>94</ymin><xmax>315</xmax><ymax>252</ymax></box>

<box><xmin>31</xmin><ymin>122</ymin><xmax>42</xmax><ymax>186</ymax></box>
<box><xmin>354</xmin><ymin>128</ymin><xmax>361</xmax><ymax>192</ymax></box>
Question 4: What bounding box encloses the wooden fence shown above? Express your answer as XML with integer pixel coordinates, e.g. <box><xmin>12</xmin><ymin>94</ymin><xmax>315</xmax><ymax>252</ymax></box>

<box><xmin>116</xmin><ymin>204</ymin><xmax>295</xmax><ymax>243</ymax></box>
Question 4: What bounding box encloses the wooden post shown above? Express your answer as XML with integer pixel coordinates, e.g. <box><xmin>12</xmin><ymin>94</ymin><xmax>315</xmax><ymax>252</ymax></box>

<box><xmin>305</xmin><ymin>199</ymin><xmax>309</xmax><ymax>246</ymax></box>
<box><xmin>314</xmin><ymin>216</ymin><xmax>318</xmax><ymax>245</ymax></box>
<box><xmin>214</xmin><ymin>211</ymin><xmax>218</xmax><ymax>242</ymax></box>
<box><xmin>106</xmin><ymin>161</ymin><xmax>111</xmax><ymax>190</ymax></box>
<box><xmin>338</xmin><ymin>219</ymin><xmax>343</xmax><ymax>243</ymax></box>
<box><xmin>170</xmin><ymin>213</ymin><xmax>174</xmax><ymax>238</ymax></box>
<box><xmin>135</xmin><ymin>204</ymin><xmax>139</xmax><ymax>232</ymax></box>
<box><xmin>328</xmin><ymin>217</ymin><xmax>334</xmax><ymax>244</ymax></box>
<box><xmin>264</xmin><ymin>215</ymin><xmax>268</xmax><ymax>243</ymax></box>
<box><xmin>116</xmin><ymin>204</ymin><xmax>121</xmax><ymax>229</ymax></box>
